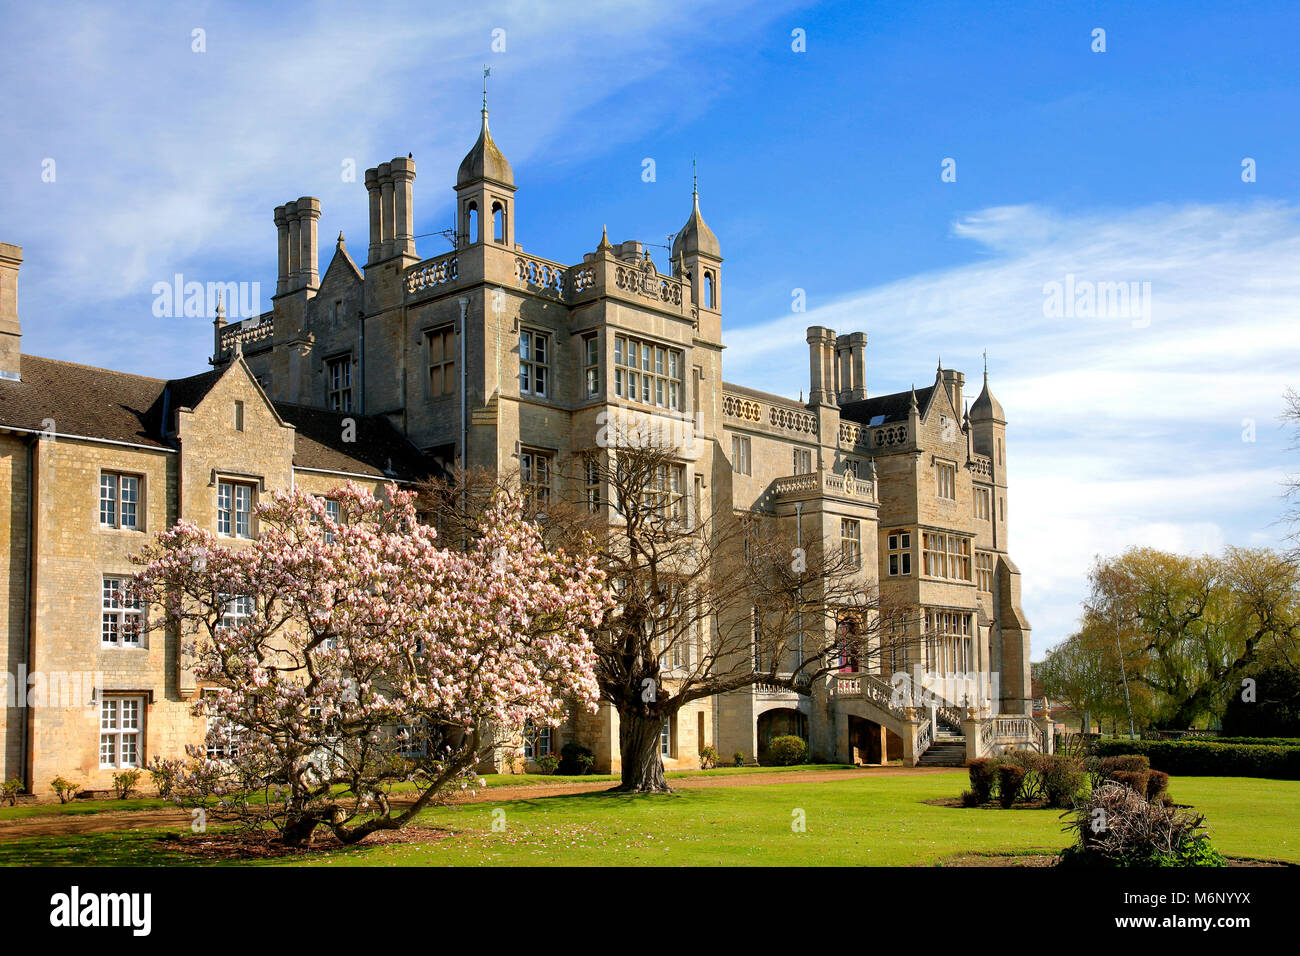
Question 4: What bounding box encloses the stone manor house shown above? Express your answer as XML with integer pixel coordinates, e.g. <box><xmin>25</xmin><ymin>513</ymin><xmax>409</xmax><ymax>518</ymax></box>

<box><xmin>0</xmin><ymin>104</ymin><xmax>1047</xmax><ymax>794</ymax></box>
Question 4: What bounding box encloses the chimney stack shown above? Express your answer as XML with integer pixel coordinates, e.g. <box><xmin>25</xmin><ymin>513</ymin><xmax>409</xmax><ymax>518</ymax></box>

<box><xmin>0</xmin><ymin>243</ymin><xmax>21</xmax><ymax>381</ymax></box>
<box><xmin>389</xmin><ymin>156</ymin><xmax>417</xmax><ymax>258</ymax></box>
<box><xmin>284</xmin><ymin>200</ymin><xmax>301</xmax><ymax>290</ymax></box>
<box><xmin>378</xmin><ymin>162</ymin><xmax>395</xmax><ymax>260</ymax></box>
<box><xmin>273</xmin><ymin>205</ymin><xmax>290</xmax><ymax>295</ymax></box>
<box><xmin>806</xmin><ymin>326</ymin><xmax>837</xmax><ymax>406</ymax></box>
<box><xmin>296</xmin><ymin>196</ymin><xmax>321</xmax><ymax>289</ymax></box>
<box><xmin>847</xmin><ymin>331</ymin><xmax>867</xmax><ymax>402</ymax></box>
<box><xmin>942</xmin><ymin>368</ymin><xmax>964</xmax><ymax>411</ymax></box>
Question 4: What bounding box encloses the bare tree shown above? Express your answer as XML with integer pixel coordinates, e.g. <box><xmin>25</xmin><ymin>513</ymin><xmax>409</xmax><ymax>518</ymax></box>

<box><xmin>426</xmin><ymin>427</ymin><xmax>917</xmax><ymax>792</ymax></box>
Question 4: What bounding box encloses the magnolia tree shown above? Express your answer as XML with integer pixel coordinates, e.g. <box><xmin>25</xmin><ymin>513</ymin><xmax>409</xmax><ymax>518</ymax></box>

<box><xmin>130</xmin><ymin>483</ymin><xmax>611</xmax><ymax>847</ymax></box>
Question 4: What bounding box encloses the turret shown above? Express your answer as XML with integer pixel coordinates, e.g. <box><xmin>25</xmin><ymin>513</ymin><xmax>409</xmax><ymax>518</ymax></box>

<box><xmin>455</xmin><ymin>102</ymin><xmax>515</xmax><ymax>247</ymax></box>
<box><xmin>671</xmin><ymin>175</ymin><xmax>722</xmax><ymax>315</ymax></box>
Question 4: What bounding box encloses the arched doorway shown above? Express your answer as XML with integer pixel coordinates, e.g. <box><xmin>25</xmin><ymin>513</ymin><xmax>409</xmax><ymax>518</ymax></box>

<box><xmin>847</xmin><ymin>716</ymin><xmax>902</xmax><ymax>765</ymax></box>
<box><xmin>757</xmin><ymin>708</ymin><xmax>808</xmax><ymax>764</ymax></box>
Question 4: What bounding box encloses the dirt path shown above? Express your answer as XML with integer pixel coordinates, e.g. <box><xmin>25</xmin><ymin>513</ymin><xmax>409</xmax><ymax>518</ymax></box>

<box><xmin>0</xmin><ymin>766</ymin><xmax>956</xmax><ymax>840</ymax></box>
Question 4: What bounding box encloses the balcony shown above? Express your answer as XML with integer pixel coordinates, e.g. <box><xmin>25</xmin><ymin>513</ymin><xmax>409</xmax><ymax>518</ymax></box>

<box><xmin>771</xmin><ymin>469</ymin><xmax>876</xmax><ymax>504</ymax></box>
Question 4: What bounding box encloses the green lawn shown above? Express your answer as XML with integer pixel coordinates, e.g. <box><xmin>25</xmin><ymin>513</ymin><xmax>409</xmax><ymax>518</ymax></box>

<box><xmin>0</xmin><ymin>772</ymin><xmax>1294</xmax><ymax>867</ymax></box>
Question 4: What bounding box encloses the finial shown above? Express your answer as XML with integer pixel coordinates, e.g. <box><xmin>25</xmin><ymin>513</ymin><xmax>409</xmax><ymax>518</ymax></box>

<box><xmin>215</xmin><ymin>292</ymin><xmax>226</xmax><ymax>325</ymax></box>
<box><xmin>337</xmin><ymin>230</ymin><xmax>346</xmax><ymax>249</ymax></box>
<box><xmin>983</xmin><ymin>348</ymin><xmax>989</xmax><ymax>380</ymax></box>
<box><xmin>692</xmin><ymin>155</ymin><xmax>698</xmax><ymax>199</ymax></box>
<box><xmin>937</xmin><ymin>355</ymin><xmax>943</xmax><ymax>374</ymax></box>
<box><xmin>909</xmin><ymin>384</ymin><xmax>918</xmax><ymax>411</ymax></box>
<box><xmin>597</xmin><ymin>225</ymin><xmax>612</xmax><ymax>253</ymax></box>
<box><xmin>482</xmin><ymin>64</ymin><xmax>490</xmax><ymax>112</ymax></box>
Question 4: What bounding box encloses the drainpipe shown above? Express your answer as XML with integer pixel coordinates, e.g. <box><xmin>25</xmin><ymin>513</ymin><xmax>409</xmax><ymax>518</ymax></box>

<box><xmin>21</xmin><ymin>435</ymin><xmax>34</xmax><ymax>792</ymax></box>
<box><xmin>794</xmin><ymin>500</ymin><xmax>803</xmax><ymax>670</ymax></box>
<box><xmin>357</xmin><ymin>310</ymin><xmax>366</xmax><ymax>414</ymax></box>
<box><xmin>458</xmin><ymin>296</ymin><xmax>469</xmax><ymax>467</ymax></box>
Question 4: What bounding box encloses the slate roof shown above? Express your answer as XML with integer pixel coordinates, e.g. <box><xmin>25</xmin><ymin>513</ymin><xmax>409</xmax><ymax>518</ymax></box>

<box><xmin>838</xmin><ymin>384</ymin><xmax>936</xmax><ymax>427</ymax></box>
<box><xmin>0</xmin><ymin>354</ymin><xmax>434</xmax><ymax>482</ymax></box>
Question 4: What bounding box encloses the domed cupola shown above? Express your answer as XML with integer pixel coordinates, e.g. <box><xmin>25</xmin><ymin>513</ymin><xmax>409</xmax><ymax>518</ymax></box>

<box><xmin>454</xmin><ymin>98</ymin><xmax>517</xmax><ymax>248</ymax></box>
<box><xmin>671</xmin><ymin>168</ymin><xmax>723</xmax><ymax>313</ymax></box>
<box><xmin>671</xmin><ymin>192</ymin><xmax>720</xmax><ymax>261</ymax></box>
<box><xmin>970</xmin><ymin>368</ymin><xmax>1005</xmax><ymax>423</ymax></box>
<box><xmin>456</xmin><ymin>107</ymin><xmax>514</xmax><ymax>189</ymax></box>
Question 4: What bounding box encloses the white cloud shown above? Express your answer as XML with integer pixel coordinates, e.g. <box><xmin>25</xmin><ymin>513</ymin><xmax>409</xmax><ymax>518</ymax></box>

<box><xmin>725</xmin><ymin>201</ymin><xmax>1300</xmax><ymax>659</ymax></box>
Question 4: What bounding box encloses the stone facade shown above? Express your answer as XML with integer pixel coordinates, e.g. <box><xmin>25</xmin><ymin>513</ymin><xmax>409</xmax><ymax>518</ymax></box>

<box><xmin>0</xmin><ymin>104</ymin><xmax>1039</xmax><ymax>793</ymax></box>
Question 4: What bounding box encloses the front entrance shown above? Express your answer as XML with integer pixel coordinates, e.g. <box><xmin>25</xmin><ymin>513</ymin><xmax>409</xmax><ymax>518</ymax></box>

<box><xmin>847</xmin><ymin>715</ymin><xmax>898</xmax><ymax>765</ymax></box>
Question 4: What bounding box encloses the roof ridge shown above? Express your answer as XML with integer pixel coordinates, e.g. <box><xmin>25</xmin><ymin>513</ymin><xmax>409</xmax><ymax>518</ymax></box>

<box><xmin>23</xmin><ymin>353</ymin><xmax>171</xmax><ymax>383</ymax></box>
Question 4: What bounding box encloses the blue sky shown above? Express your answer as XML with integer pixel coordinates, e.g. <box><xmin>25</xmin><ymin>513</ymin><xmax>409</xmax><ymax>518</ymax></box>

<box><xmin>2</xmin><ymin>0</ymin><xmax>1298</xmax><ymax>657</ymax></box>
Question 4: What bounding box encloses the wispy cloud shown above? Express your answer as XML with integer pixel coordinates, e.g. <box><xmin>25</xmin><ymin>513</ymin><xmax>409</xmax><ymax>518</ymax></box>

<box><xmin>725</xmin><ymin>201</ymin><xmax>1300</xmax><ymax>656</ymax></box>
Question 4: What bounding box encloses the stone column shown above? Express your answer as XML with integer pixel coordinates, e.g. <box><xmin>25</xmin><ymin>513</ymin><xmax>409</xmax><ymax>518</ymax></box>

<box><xmin>848</xmin><ymin>332</ymin><xmax>867</xmax><ymax>401</ymax></box>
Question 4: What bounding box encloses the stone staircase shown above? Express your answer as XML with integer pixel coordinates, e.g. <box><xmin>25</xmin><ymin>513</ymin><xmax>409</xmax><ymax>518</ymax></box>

<box><xmin>916</xmin><ymin>732</ymin><xmax>967</xmax><ymax>767</ymax></box>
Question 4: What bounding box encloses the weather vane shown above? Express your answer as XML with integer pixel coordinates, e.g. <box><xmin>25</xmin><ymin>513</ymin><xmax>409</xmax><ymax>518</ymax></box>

<box><xmin>482</xmin><ymin>65</ymin><xmax>490</xmax><ymax>110</ymax></box>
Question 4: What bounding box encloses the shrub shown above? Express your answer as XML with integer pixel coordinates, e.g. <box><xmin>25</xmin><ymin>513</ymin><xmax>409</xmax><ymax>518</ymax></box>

<box><xmin>557</xmin><ymin>743</ymin><xmax>594</xmax><ymax>775</ymax></box>
<box><xmin>733</xmin><ymin>751</ymin><xmax>746</xmax><ymax>768</ymax></box>
<box><xmin>148</xmin><ymin>756</ymin><xmax>184</xmax><ymax>799</ymax></box>
<box><xmin>1146</xmin><ymin>770</ymin><xmax>1170</xmax><ymax>802</ymax></box>
<box><xmin>533</xmin><ymin>753</ymin><xmax>561</xmax><ymax>775</ymax></box>
<box><xmin>50</xmin><ymin>776</ymin><xmax>80</xmax><ymax>804</ymax></box>
<box><xmin>1111</xmin><ymin>769</ymin><xmax>1150</xmax><ymax>796</ymax></box>
<box><xmin>766</xmin><ymin>736</ymin><xmax>808</xmax><ymax>766</ymax></box>
<box><xmin>1</xmin><ymin>778</ymin><xmax>23</xmax><ymax>806</ymax></box>
<box><xmin>997</xmin><ymin>764</ymin><xmax>1025</xmax><ymax>808</ymax></box>
<box><xmin>1095</xmin><ymin>739</ymin><xmax>1300</xmax><ymax>779</ymax></box>
<box><xmin>111</xmin><ymin>769</ymin><xmax>141</xmax><ymax>800</ymax></box>
<box><xmin>968</xmin><ymin>758</ymin><xmax>998</xmax><ymax>803</ymax></box>
<box><xmin>960</xmin><ymin>789</ymin><xmax>981</xmax><ymax>807</ymax></box>
<box><xmin>1059</xmin><ymin>782</ymin><xmax>1226</xmax><ymax>868</ymax></box>
<box><xmin>699</xmin><ymin>745</ymin><xmax>719</xmax><ymax>770</ymax></box>
<box><xmin>1040</xmin><ymin>755</ymin><xmax>1088</xmax><ymax>808</ymax></box>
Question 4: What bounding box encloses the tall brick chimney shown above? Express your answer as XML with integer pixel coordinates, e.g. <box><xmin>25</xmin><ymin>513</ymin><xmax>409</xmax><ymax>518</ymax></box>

<box><xmin>0</xmin><ymin>242</ymin><xmax>21</xmax><ymax>381</ymax></box>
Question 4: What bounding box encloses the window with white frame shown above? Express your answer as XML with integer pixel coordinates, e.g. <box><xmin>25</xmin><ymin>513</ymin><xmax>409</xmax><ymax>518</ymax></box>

<box><xmin>613</xmin><ymin>335</ymin><xmax>683</xmax><ymax>410</ymax></box>
<box><xmin>976</xmin><ymin>551</ymin><xmax>994</xmax><ymax>592</ymax></box>
<box><xmin>886</xmin><ymin>530</ymin><xmax>912</xmax><ymax>576</ymax></box>
<box><xmin>643</xmin><ymin>462</ymin><xmax>685</xmax><ymax>520</ymax></box>
<box><xmin>520</xmin><ymin>329</ymin><xmax>550</xmax><ymax>397</ymax></box>
<box><xmin>974</xmin><ymin>486</ymin><xmax>991</xmax><ymax>520</ymax></box>
<box><xmin>732</xmin><ymin>434</ymin><xmax>751</xmax><ymax>475</ymax></box>
<box><xmin>841</xmin><ymin>518</ymin><xmax>861</xmax><ymax>568</ymax></box>
<box><xmin>845</xmin><ymin>458</ymin><xmax>861</xmax><ymax>479</ymax></box>
<box><xmin>520</xmin><ymin>449</ymin><xmax>553</xmax><ymax>507</ymax></box>
<box><xmin>217</xmin><ymin>481</ymin><xmax>254</xmax><ymax>538</ymax></box>
<box><xmin>660</xmin><ymin>717</ymin><xmax>673</xmax><ymax>757</ymax></box>
<box><xmin>219</xmin><ymin>594</ymin><xmax>254</xmax><ymax>631</ymax></box>
<box><xmin>99</xmin><ymin>473</ymin><xmax>140</xmax><ymax>530</ymax></box>
<box><xmin>583</xmin><ymin>333</ymin><xmax>600</xmax><ymax>397</ymax></box>
<box><xmin>792</xmin><ymin>447</ymin><xmax>813</xmax><ymax>475</ymax></box>
<box><xmin>584</xmin><ymin>456</ymin><xmax>602</xmax><ymax>513</ymax></box>
<box><xmin>324</xmin><ymin>498</ymin><xmax>342</xmax><ymax>543</ymax></box>
<box><xmin>936</xmin><ymin>461</ymin><xmax>956</xmax><ymax>499</ymax></box>
<box><xmin>923</xmin><ymin>532</ymin><xmax>971</xmax><ymax>580</ymax></box>
<box><xmin>202</xmin><ymin>691</ymin><xmax>242</xmax><ymax>760</ymax></box>
<box><xmin>99</xmin><ymin>696</ymin><xmax>143</xmax><ymax>769</ymax></box>
<box><xmin>524</xmin><ymin>720</ymin><xmax>552</xmax><ymax>758</ymax></box>
<box><xmin>101</xmin><ymin>576</ymin><xmax>142</xmax><ymax>647</ymax></box>
<box><xmin>924</xmin><ymin>610</ymin><xmax>973</xmax><ymax>674</ymax></box>
<box><xmin>327</xmin><ymin>355</ymin><xmax>353</xmax><ymax>411</ymax></box>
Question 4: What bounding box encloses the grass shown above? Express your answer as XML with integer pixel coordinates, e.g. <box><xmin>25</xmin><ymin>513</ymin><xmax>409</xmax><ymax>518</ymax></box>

<box><xmin>0</xmin><ymin>772</ymin><xmax>1293</xmax><ymax>867</ymax></box>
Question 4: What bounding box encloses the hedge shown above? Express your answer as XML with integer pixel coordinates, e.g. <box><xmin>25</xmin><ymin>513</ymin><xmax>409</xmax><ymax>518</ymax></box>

<box><xmin>1095</xmin><ymin>739</ymin><xmax>1300</xmax><ymax>779</ymax></box>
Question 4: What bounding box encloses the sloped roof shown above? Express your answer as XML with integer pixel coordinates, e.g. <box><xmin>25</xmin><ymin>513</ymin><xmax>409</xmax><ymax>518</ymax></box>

<box><xmin>272</xmin><ymin>401</ymin><xmax>435</xmax><ymax>481</ymax></box>
<box><xmin>0</xmin><ymin>355</ymin><xmax>171</xmax><ymax>447</ymax></box>
<box><xmin>0</xmin><ymin>354</ymin><xmax>435</xmax><ymax>482</ymax></box>
<box><xmin>839</xmin><ymin>384</ymin><xmax>936</xmax><ymax>426</ymax></box>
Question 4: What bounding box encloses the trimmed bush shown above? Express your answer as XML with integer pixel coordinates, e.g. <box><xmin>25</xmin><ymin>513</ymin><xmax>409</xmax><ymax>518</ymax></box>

<box><xmin>1040</xmin><ymin>755</ymin><xmax>1088</xmax><ymax>808</ymax></box>
<box><xmin>533</xmin><ymin>752</ymin><xmax>561</xmax><ymax>775</ymax></box>
<box><xmin>111</xmin><ymin>769</ymin><xmax>141</xmax><ymax>800</ymax></box>
<box><xmin>733</xmin><ymin>751</ymin><xmax>746</xmax><ymax>767</ymax></box>
<box><xmin>1059</xmin><ymin>782</ymin><xmax>1226</xmax><ymax>868</ymax></box>
<box><xmin>996</xmin><ymin>764</ymin><xmax>1025</xmax><ymax>808</ymax></box>
<box><xmin>2</xmin><ymin>778</ymin><xmax>23</xmax><ymax>806</ymax></box>
<box><xmin>558</xmin><ymin>743</ymin><xmax>595</xmax><ymax>775</ymax></box>
<box><xmin>1146</xmin><ymin>770</ymin><xmax>1170</xmax><ymax>802</ymax></box>
<box><xmin>698</xmin><ymin>745</ymin><xmax>719</xmax><ymax>770</ymax></box>
<box><xmin>766</xmin><ymin>735</ymin><xmax>808</xmax><ymax>766</ymax></box>
<box><xmin>968</xmin><ymin>758</ymin><xmax>998</xmax><ymax>804</ymax></box>
<box><xmin>1095</xmin><ymin>739</ymin><xmax>1300</xmax><ymax>779</ymax></box>
<box><xmin>960</xmin><ymin>789</ymin><xmax>981</xmax><ymax>808</ymax></box>
<box><xmin>1111</xmin><ymin>769</ymin><xmax>1150</xmax><ymax>796</ymax></box>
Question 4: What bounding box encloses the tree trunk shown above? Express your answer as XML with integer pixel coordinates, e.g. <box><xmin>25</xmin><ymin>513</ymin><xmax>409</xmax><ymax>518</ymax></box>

<box><xmin>281</xmin><ymin>813</ymin><xmax>319</xmax><ymax>847</ymax></box>
<box><xmin>615</xmin><ymin>712</ymin><xmax>671</xmax><ymax>793</ymax></box>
